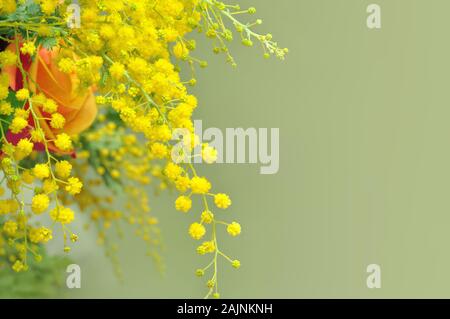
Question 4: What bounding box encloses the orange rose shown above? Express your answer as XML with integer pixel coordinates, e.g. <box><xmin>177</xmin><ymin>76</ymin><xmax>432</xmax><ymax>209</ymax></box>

<box><xmin>3</xmin><ymin>43</ymin><xmax>97</xmax><ymax>154</ymax></box>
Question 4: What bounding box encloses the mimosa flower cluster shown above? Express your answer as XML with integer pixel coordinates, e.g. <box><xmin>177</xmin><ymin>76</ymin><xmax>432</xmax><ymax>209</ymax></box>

<box><xmin>0</xmin><ymin>0</ymin><xmax>286</xmax><ymax>298</ymax></box>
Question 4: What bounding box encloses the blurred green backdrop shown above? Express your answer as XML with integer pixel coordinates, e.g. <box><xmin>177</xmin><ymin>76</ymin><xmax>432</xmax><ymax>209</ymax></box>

<box><xmin>59</xmin><ymin>0</ymin><xmax>450</xmax><ymax>298</ymax></box>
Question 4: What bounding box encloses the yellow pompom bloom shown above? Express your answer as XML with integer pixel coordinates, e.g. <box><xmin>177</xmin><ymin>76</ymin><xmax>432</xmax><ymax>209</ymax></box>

<box><xmin>29</xmin><ymin>227</ymin><xmax>53</xmax><ymax>243</ymax></box>
<box><xmin>12</xmin><ymin>260</ymin><xmax>25</xmax><ymax>272</ymax></box>
<box><xmin>9</xmin><ymin>117</ymin><xmax>28</xmax><ymax>134</ymax></box>
<box><xmin>31</xmin><ymin>194</ymin><xmax>50</xmax><ymax>214</ymax></box>
<box><xmin>227</xmin><ymin>222</ymin><xmax>241</xmax><ymax>237</ymax></box>
<box><xmin>16</xmin><ymin>139</ymin><xmax>33</xmax><ymax>158</ymax></box>
<box><xmin>195</xmin><ymin>269</ymin><xmax>205</xmax><ymax>277</ymax></box>
<box><xmin>173</xmin><ymin>42</ymin><xmax>189</xmax><ymax>59</ymax></box>
<box><xmin>0</xmin><ymin>0</ymin><xmax>16</xmax><ymax>14</ymax></box>
<box><xmin>54</xmin><ymin>133</ymin><xmax>73</xmax><ymax>151</ymax></box>
<box><xmin>58</xmin><ymin>58</ymin><xmax>75</xmax><ymax>73</ymax></box>
<box><xmin>42</xmin><ymin>179</ymin><xmax>58</xmax><ymax>193</ymax></box>
<box><xmin>33</xmin><ymin>164</ymin><xmax>50</xmax><ymax>179</ymax></box>
<box><xmin>65</xmin><ymin>177</ymin><xmax>83</xmax><ymax>195</ymax></box>
<box><xmin>175</xmin><ymin>195</ymin><xmax>192</xmax><ymax>213</ymax></box>
<box><xmin>185</xmin><ymin>95</ymin><xmax>198</xmax><ymax>108</ymax></box>
<box><xmin>14</xmin><ymin>108</ymin><xmax>28</xmax><ymax>119</ymax></box>
<box><xmin>21</xmin><ymin>170</ymin><xmax>34</xmax><ymax>184</ymax></box>
<box><xmin>188</xmin><ymin>222</ymin><xmax>206</xmax><ymax>240</ymax></box>
<box><xmin>0</xmin><ymin>101</ymin><xmax>13</xmax><ymax>115</ymax></box>
<box><xmin>175</xmin><ymin>176</ymin><xmax>191</xmax><ymax>193</ymax></box>
<box><xmin>197</xmin><ymin>241</ymin><xmax>215</xmax><ymax>255</ymax></box>
<box><xmin>111</xmin><ymin>169</ymin><xmax>120</xmax><ymax>178</ymax></box>
<box><xmin>214</xmin><ymin>193</ymin><xmax>231</xmax><ymax>209</ymax></box>
<box><xmin>0</xmin><ymin>49</ymin><xmax>16</xmax><ymax>66</ymax></box>
<box><xmin>3</xmin><ymin>220</ymin><xmax>18</xmax><ymax>236</ymax></box>
<box><xmin>153</xmin><ymin>124</ymin><xmax>172</xmax><ymax>142</ymax></box>
<box><xmin>109</xmin><ymin>62</ymin><xmax>125</xmax><ymax>80</ymax></box>
<box><xmin>150</xmin><ymin>143</ymin><xmax>168</xmax><ymax>159</ymax></box>
<box><xmin>50</xmin><ymin>113</ymin><xmax>66</xmax><ymax>129</ymax></box>
<box><xmin>40</xmin><ymin>0</ymin><xmax>59</xmax><ymax>15</ymax></box>
<box><xmin>0</xmin><ymin>86</ymin><xmax>7</xmax><ymax>100</ymax></box>
<box><xmin>70</xmin><ymin>234</ymin><xmax>78</xmax><ymax>242</ymax></box>
<box><xmin>15</xmin><ymin>88</ymin><xmax>30</xmax><ymax>101</ymax></box>
<box><xmin>32</xmin><ymin>93</ymin><xmax>46</xmax><ymax>105</ymax></box>
<box><xmin>30</xmin><ymin>128</ymin><xmax>44</xmax><ymax>143</ymax></box>
<box><xmin>50</xmin><ymin>206</ymin><xmax>75</xmax><ymax>224</ymax></box>
<box><xmin>232</xmin><ymin>260</ymin><xmax>241</xmax><ymax>269</ymax></box>
<box><xmin>42</xmin><ymin>98</ymin><xmax>58</xmax><ymax>113</ymax></box>
<box><xmin>20</xmin><ymin>42</ymin><xmax>36</xmax><ymax>56</ymax></box>
<box><xmin>201</xmin><ymin>210</ymin><xmax>214</xmax><ymax>224</ymax></box>
<box><xmin>99</xmin><ymin>24</ymin><xmax>115</xmax><ymax>39</ymax></box>
<box><xmin>95</xmin><ymin>95</ymin><xmax>106</xmax><ymax>105</ymax></box>
<box><xmin>202</xmin><ymin>144</ymin><xmax>218</xmax><ymax>164</ymax></box>
<box><xmin>190</xmin><ymin>176</ymin><xmax>211</xmax><ymax>194</ymax></box>
<box><xmin>164</xmin><ymin>162</ymin><xmax>182</xmax><ymax>180</ymax></box>
<box><xmin>0</xmin><ymin>199</ymin><xmax>18</xmax><ymax>215</ymax></box>
<box><xmin>55</xmin><ymin>160</ymin><xmax>72</xmax><ymax>179</ymax></box>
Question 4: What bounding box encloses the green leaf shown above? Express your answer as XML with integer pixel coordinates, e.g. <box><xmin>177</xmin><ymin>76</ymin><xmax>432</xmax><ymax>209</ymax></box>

<box><xmin>0</xmin><ymin>90</ymin><xmax>24</xmax><ymax>134</ymax></box>
<box><xmin>6</xmin><ymin>89</ymin><xmax>22</xmax><ymax>109</ymax></box>
<box><xmin>9</xmin><ymin>0</ymin><xmax>41</xmax><ymax>22</ymax></box>
<box><xmin>37</xmin><ymin>37</ymin><xmax>58</xmax><ymax>50</ymax></box>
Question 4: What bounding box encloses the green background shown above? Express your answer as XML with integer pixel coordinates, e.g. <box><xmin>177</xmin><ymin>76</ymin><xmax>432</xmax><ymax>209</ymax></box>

<box><xmin>62</xmin><ymin>0</ymin><xmax>450</xmax><ymax>298</ymax></box>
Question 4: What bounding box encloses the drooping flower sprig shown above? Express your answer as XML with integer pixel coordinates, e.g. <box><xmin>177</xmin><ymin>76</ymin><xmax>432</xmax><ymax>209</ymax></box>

<box><xmin>0</xmin><ymin>0</ymin><xmax>286</xmax><ymax>298</ymax></box>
